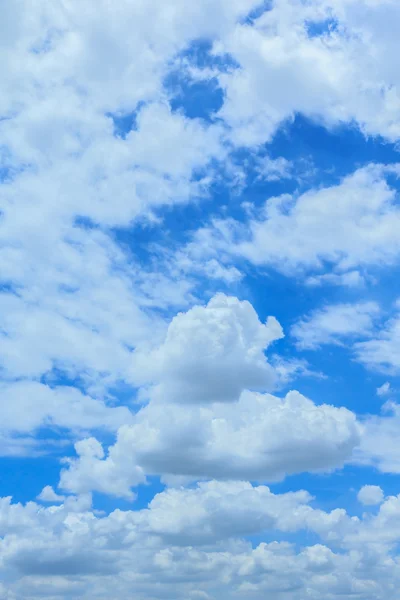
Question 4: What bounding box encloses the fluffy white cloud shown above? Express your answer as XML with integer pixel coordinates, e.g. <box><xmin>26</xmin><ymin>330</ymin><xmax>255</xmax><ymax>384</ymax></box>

<box><xmin>0</xmin><ymin>485</ymin><xmax>400</xmax><ymax>599</ymax></box>
<box><xmin>3</xmin><ymin>2</ymin><xmax>400</xmax><ymax>598</ymax></box>
<box><xmin>134</xmin><ymin>293</ymin><xmax>283</xmax><ymax>404</ymax></box>
<box><xmin>357</xmin><ymin>485</ymin><xmax>384</xmax><ymax>506</ymax></box>
<box><xmin>291</xmin><ymin>301</ymin><xmax>380</xmax><ymax>349</ymax></box>
<box><xmin>60</xmin><ymin>389</ymin><xmax>359</xmax><ymax>498</ymax></box>
<box><xmin>142</xmin><ymin>480</ymin><xmax>352</xmax><ymax>545</ymax></box>
<box><xmin>37</xmin><ymin>487</ymin><xmax>66</xmax><ymax>504</ymax></box>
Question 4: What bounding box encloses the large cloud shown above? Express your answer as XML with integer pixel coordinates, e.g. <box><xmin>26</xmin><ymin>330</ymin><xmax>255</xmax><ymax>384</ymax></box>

<box><xmin>60</xmin><ymin>389</ymin><xmax>359</xmax><ymax>498</ymax></box>
<box><xmin>0</xmin><ymin>485</ymin><xmax>399</xmax><ymax>599</ymax></box>
<box><xmin>212</xmin><ymin>0</ymin><xmax>400</xmax><ymax>145</ymax></box>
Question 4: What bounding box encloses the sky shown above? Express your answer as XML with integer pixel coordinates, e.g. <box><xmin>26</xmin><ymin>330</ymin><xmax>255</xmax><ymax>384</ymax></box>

<box><xmin>2</xmin><ymin>0</ymin><xmax>400</xmax><ymax>598</ymax></box>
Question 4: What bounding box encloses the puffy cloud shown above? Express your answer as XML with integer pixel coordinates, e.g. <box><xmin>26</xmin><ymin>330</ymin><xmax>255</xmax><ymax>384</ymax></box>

<box><xmin>0</xmin><ymin>486</ymin><xmax>400</xmax><ymax>599</ymax></box>
<box><xmin>142</xmin><ymin>481</ymin><xmax>351</xmax><ymax>545</ymax></box>
<box><xmin>357</xmin><ymin>485</ymin><xmax>384</xmax><ymax>506</ymax></box>
<box><xmin>60</xmin><ymin>437</ymin><xmax>145</xmax><ymax>501</ymax></box>
<box><xmin>60</xmin><ymin>389</ymin><xmax>359</xmax><ymax>498</ymax></box>
<box><xmin>212</xmin><ymin>0</ymin><xmax>400</xmax><ymax>145</ymax></box>
<box><xmin>0</xmin><ymin>380</ymin><xmax>133</xmax><ymax>440</ymax></box>
<box><xmin>291</xmin><ymin>301</ymin><xmax>380</xmax><ymax>350</ymax></box>
<box><xmin>3</xmin><ymin>2</ymin><xmax>400</xmax><ymax>598</ymax></box>
<box><xmin>135</xmin><ymin>293</ymin><xmax>284</xmax><ymax>404</ymax></box>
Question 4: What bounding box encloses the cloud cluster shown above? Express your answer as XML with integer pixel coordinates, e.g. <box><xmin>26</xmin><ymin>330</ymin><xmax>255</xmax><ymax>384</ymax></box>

<box><xmin>2</xmin><ymin>0</ymin><xmax>400</xmax><ymax>598</ymax></box>
<box><xmin>0</xmin><ymin>484</ymin><xmax>399</xmax><ymax>599</ymax></box>
<box><xmin>56</xmin><ymin>295</ymin><xmax>360</xmax><ymax>498</ymax></box>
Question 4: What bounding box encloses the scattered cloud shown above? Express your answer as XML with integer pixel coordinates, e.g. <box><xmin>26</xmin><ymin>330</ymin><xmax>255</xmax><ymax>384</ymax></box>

<box><xmin>357</xmin><ymin>485</ymin><xmax>384</xmax><ymax>506</ymax></box>
<box><xmin>377</xmin><ymin>382</ymin><xmax>393</xmax><ymax>397</ymax></box>
<box><xmin>292</xmin><ymin>301</ymin><xmax>380</xmax><ymax>350</ymax></box>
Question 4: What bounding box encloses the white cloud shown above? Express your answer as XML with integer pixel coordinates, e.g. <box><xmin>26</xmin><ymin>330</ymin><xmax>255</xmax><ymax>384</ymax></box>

<box><xmin>355</xmin><ymin>308</ymin><xmax>400</xmax><ymax>374</ymax></box>
<box><xmin>356</xmin><ymin>402</ymin><xmax>400</xmax><ymax>474</ymax></box>
<box><xmin>291</xmin><ymin>301</ymin><xmax>380</xmax><ymax>350</ymax></box>
<box><xmin>377</xmin><ymin>382</ymin><xmax>393</xmax><ymax>397</ymax></box>
<box><xmin>305</xmin><ymin>270</ymin><xmax>366</xmax><ymax>288</ymax></box>
<box><xmin>212</xmin><ymin>0</ymin><xmax>400</xmax><ymax>145</ymax></box>
<box><xmin>0</xmin><ymin>381</ymin><xmax>133</xmax><ymax>439</ymax></box>
<box><xmin>270</xmin><ymin>355</ymin><xmax>326</xmax><ymax>387</ymax></box>
<box><xmin>60</xmin><ymin>389</ymin><xmax>359</xmax><ymax>498</ymax></box>
<box><xmin>191</xmin><ymin>165</ymin><xmax>400</xmax><ymax>277</ymax></box>
<box><xmin>357</xmin><ymin>485</ymin><xmax>384</xmax><ymax>506</ymax></box>
<box><xmin>37</xmin><ymin>486</ymin><xmax>66</xmax><ymax>504</ymax></box>
<box><xmin>1</xmin><ymin>484</ymin><xmax>400</xmax><ymax>599</ymax></box>
<box><xmin>134</xmin><ymin>293</ymin><xmax>284</xmax><ymax>404</ymax></box>
<box><xmin>3</xmin><ymin>2</ymin><xmax>400</xmax><ymax>598</ymax></box>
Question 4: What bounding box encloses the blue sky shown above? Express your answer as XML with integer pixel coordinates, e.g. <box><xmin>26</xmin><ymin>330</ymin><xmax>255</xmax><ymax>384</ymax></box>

<box><xmin>2</xmin><ymin>1</ymin><xmax>400</xmax><ymax>599</ymax></box>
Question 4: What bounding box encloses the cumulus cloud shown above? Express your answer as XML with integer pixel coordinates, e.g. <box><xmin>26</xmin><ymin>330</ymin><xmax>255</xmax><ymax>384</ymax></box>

<box><xmin>134</xmin><ymin>293</ymin><xmax>284</xmax><ymax>404</ymax></box>
<box><xmin>1</xmin><ymin>485</ymin><xmax>400</xmax><ymax>599</ymax></box>
<box><xmin>357</xmin><ymin>485</ymin><xmax>384</xmax><ymax>506</ymax></box>
<box><xmin>60</xmin><ymin>389</ymin><xmax>359</xmax><ymax>498</ymax></box>
<box><xmin>2</xmin><ymin>1</ymin><xmax>400</xmax><ymax>598</ymax></box>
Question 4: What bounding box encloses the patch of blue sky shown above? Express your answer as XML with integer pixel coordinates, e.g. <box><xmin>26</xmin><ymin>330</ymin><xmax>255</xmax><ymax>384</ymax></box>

<box><xmin>245</xmin><ymin>529</ymin><xmax>322</xmax><ymax>553</ymax></box>
<box><xmin>180</xmin><ymin>38</ymin><xmax>239</xmax><ymax>72</ymax></box>
<box><xmin>269</xmin><ymin>466</ymin><xmax>400</xmax><ymax>517</ymax></box>
<box><xmin>93</xmin><ymin>476</ymin><xmax>166</xmax><ymax>513</ymax></box>
<box><xmin>106</xmin><ymin>102</ymin><xmax>146</xmax><ymax>139</ymax></box>
<box><xmin>240</xmin><ymin>0</ymin><xmax>273</xmax><ymax>25</ymax></box>
<box><xmin>167</xmin><ymin>75</ymin><xmax>224</xmax><ymax>121</ymax></box>
<box><xmin>306</xmin><ymin>17</ymin><xmax>339</xmax><ymax>38</ymax></box>
<box><xmin>0</xmin><ymin>454</ymin><xmax>63</xmax><ymax>503</ymax></box>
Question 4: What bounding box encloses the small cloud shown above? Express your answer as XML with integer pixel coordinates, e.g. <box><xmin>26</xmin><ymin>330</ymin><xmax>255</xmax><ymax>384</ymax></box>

<box><xmin>256</xmin><ymin>156</ymin><xmax>293</xmax><ymax>182</ymax></box>
<box><xmin>37</xmin><ymin>485</ymin><xmax>66</xmax><ymax>503</ymax></box>
<box><xmin>377</xmin><ymin>382</ymin><xmax>392</xmax><ymax>397</ymax></box>
<box><xmin>357</xmin><ymin>485</ymin><xmax>384</xmax><ymax>506</ymax></box>
<box><xmin>292</xmin><ymin>301</ymin><xmax>380</xmax><ymax>350</ymax></box>
<box><xmin>271</xmin><ymin>355</ymin><xmax>326</xmax><ymax>388</ymax></box>
<box><xmin>305</xmin><ymin>271</ymin><xmax>365</xmax><ymax>288</ymax></box>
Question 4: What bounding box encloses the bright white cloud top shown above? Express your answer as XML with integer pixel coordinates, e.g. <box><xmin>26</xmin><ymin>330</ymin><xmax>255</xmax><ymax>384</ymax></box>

<box><xmin>1</xmin><ymin>1</ymin><xmax>400</xmax><ymax>599</ymax></box>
